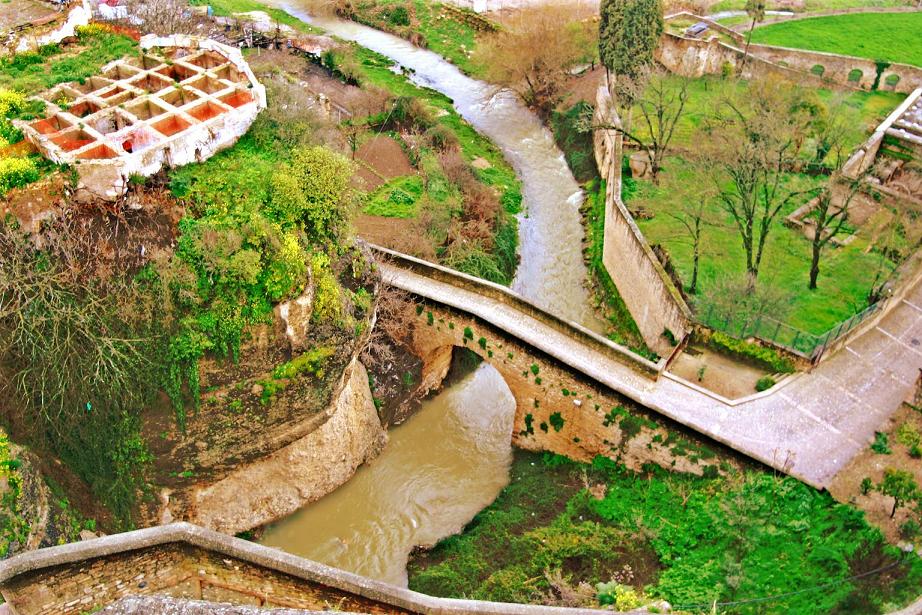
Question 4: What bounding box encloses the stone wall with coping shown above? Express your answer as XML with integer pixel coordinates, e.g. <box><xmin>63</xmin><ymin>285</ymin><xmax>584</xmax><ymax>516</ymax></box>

<box><xmin>591</xmin><ymin>84</ymin><xmax>693</xmax><ymax>356</ymax></box>
<box><xmin>0</xmin><ymin>523</ymin><xmax>627</xmax><ymax>615</ymax></box>
<box><xmin>658</xmin><ymin>16</ymin><xmax>922</xmax><ymax>94</ymax></box>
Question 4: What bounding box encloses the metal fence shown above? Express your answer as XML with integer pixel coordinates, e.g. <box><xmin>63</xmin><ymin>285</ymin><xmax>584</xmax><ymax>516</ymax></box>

<box><xmin>698</xmin><ymin>298</ymin><xmax>886</xmax><ymax>362</ymax></box>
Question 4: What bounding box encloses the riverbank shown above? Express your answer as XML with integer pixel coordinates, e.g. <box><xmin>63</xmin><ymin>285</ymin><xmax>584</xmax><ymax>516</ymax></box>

<box><xmin>408</xmin><ymin>449</ymin><xmax>922</xmax><ymax>613</ymax></box>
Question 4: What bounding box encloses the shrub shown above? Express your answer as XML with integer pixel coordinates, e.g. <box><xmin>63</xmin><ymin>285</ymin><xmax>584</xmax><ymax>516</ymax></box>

<box><xmin>896</xmin><ymin>422</ymin><xmax>921</xmax><ymax>449</ymax></box>
<box><xmin>310</xmin><ymin>251</ymin><xmax>343</xmax><ymax>324</ymax></box>
<box><xmin>597</xmin><ymin>582</ymin><xmax>642</xmax><ymax>610</ymax></box>
<box><xmin>871</xmin><ymin>431</ymin><xmax>891</xmax><ymax>455</ymax></box>
<box><xmin>424</xmin><ymin>124</ymin><xmax>459</xmax><ymax>151</ymax></box>
<box><xmin>0</xmin><ymin>89</ymin><xmax>26</xmax><ymax>118</ymax></box>
<box><xmin>0</xmin><ymin>157</ymin><xmax>39</xmax><ymax>194</ymax></box>
<box><xmin>706</xmin><ymin>331</ymin><xmax>795</xmax><ymax>373</ymax></box>
<box><xmin>386</xmin><ymin>4</ymin><xmax>411</xmax><ymax>26</ymax></box>
<box><xmin>270</xmin><ymin>145</ymin><xmax>355</xmax><ymax>245</ymax></box>
<box><xmin>755</xmin><ymin>376</ymin><xmax>776</xmax><ymax>392</ymax></box>
<box><xmin>860</xmin><ymin>477</ymin><xmax>873</xmax><ymax>495</ymax></box>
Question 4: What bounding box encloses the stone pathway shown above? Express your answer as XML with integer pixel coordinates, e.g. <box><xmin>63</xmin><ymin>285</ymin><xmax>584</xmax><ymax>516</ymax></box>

<box><xmin>382</xmin><ymin>262</ymin><xmax>922</xmax><ymax>488</ymax></box>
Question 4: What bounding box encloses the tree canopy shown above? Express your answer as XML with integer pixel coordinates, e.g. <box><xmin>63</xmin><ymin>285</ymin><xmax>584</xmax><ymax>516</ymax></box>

<box><xmin>598</xmin><ymin>0</ymin><xmax>664</xmax><ymax>83</ymax></box>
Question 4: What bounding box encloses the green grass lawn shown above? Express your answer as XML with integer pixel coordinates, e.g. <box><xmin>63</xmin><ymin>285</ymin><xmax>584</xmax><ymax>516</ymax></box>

<box><xmin>633</xmin><ymin>75</ymin><xmax>904</xmax><ymax>155</ymax></box>
<box><xmin>629</xmin><ymin>157</ymin><xmax>893</xmax><ymax>338</ymax></box>
<box><xmin>364</xmin><ymin>174</ymin><xmax>425</xmax><ymax>217</ymax></box>
<box><xmin>0</xmin><ymin>28</ymin><xmax>137</xmax><ymax>95</ymax></box>
<box><xmin>408</xmin><ymin>451</ymin><xmax>922</xmax><ymax>614</ymax></box>
<box><xmin>749</xmin><ymin>13</ymin><xmax>922</xmax><ymax>67</ymax></box>
<box><xmin>708</xmin><ymin>0</ymin><xmax>909</xmax><ymax>13</ymax></box>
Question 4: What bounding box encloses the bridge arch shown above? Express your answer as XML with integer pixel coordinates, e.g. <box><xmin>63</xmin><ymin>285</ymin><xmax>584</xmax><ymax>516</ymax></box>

<box><xmin>409</xmin><ymin>303</ymin><xmax>725</xmax><ymax>477</ymax></box>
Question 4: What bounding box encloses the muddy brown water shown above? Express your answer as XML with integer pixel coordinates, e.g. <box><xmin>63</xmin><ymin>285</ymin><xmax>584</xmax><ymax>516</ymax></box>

<box><xmin>259</xmin><ymin>6</ymin><xmax>605</xmax><ymax>586</ymax></box>
<box><xmin>260</xmin><ymin>364</ymin><xmax>516</xmax><ymax>586</ymax></box>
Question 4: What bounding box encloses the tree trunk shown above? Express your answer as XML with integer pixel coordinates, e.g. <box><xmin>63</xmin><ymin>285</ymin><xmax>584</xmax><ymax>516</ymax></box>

<box><xmin>691</xmin><ymin>243</ymin><xmax>700</xmax><ymax>294</ymax></box>
<box><xmin>741</xmin><ymin>18</ymin><xmax>756</xmax><ymax>73</ymax></box>
<box><xmin>891</xmin><ymin>498</ymin><xmax>899</xmax><ymax>518</ymax></box>
<box><xmin>809</xmin><ymin>239</ymin><xmax>821</xmax><ymax>290</ymax></box>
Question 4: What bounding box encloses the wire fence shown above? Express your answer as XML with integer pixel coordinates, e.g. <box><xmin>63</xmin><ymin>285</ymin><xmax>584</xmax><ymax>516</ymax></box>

<box><xmin>698</xmin><ymin>298</ymin><xmax>886</xmax><ymax>362</ymax></box>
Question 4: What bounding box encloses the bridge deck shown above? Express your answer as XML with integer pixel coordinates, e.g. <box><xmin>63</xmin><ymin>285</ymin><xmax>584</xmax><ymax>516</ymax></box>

<box><xmin>382</xmin><ymin>262</ymin><xmax>922</xmax><ymax>488</ymax></box>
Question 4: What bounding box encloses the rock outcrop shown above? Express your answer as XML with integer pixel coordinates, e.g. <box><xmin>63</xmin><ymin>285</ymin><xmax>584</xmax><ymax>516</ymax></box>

<box><xmin>180</xmin><ymin>361</ymin><xmax>387</xmax><ymax>534</ymax></box>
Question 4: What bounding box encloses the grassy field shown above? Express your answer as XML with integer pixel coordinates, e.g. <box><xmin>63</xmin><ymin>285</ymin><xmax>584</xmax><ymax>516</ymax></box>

<box><xmin>749</xmin><ymin>13</ymin><xmax>922</xmax><ymax>67</ymax></box>
<box><xmin>632</xmin><ymin>75</ymin><xmax>904</xmax><ymax>155</ymax></box>
<box><xmin>629</xmin><ymin>157</ymin><xmax>893</xmax><ymax>336</ymax></box>
<box><xmin>408</xmin><ymin>451</ymin><xmax>922</xmax><ymax>614</ymax></box>
<box><xmin>709</xmin><ymin>0</ymin><xmax>910</xmax><ymax>13</ymax></box>
<box><xmin>338</xmin><ymin>0</ymin><xmax>483</xmax><ymax>75</ymax></box>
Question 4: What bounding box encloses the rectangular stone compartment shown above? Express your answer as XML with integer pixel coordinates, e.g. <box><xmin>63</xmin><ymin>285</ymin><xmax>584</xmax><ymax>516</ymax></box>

<box><xmin>186</xmin><ymin>50</ymin><xmax>227</xmax><ymax>70</ymax></box>
<box><xmin>29</xmin><ymin>114</ymin><xmax>72</xmax><ymax>135</ymax></box>
<box><xmin>125</xmin><ymin>98</ymin><xmax>170</xmax><ymax>121</ymax></box>
<box><xmin>188</xmin><ymin>101</ymin><xmax>228</xmax><ymax>122</ymax></box>
<box><xmin>51</xmin><ymin>129</ymin><xmax>97</xmax><ymax>152</ymax></box>
<box><xmin>76</xmin><ymin>143</ymin><xmax>119</xmax><ymax>160</ymax></box>
<box><xmin>219</xmin><ymin>90</ymin><xmax>254</xmax><ymax>109</ymax></box>
<box><xmin>158</xmin><ymin>87</ymin><xmax>202</xmax><ymax>108</ymax></box>
<box><xmin>118</xmin><ymin>127</ymin><xmax>159</xmax><ymax>153</ymax></box>
<box><xmin>68</xmin><ymin>100</ymin><xmax>104</xmax><ymax>118</ymax></box>
<box><xmin>103</xmin><ymin>64</ymin><xmax>142</xmax><ymax>81</ymax></box>
<box><xmin>129</xmin><ymin>73</ymin><xmax>174</xmax><ymax>94</ymax></box>
<box><xmin>211</xmin><ymin>64</ymin><xmax>247</xmax><ymax>84</ymax></box>
<box><xmin>89</xmin><ymin>110</ymin><xmax>134</xmax><ymax>135</ymax></box>
<box><xmin>184</xmin><ymin>75</ymin><xmax>227</xmax><ymax>95</ymax></box>
<box><xmin>152</xmin><ymin>114</ymin><xmax>192</xmax><ymax>137</ymax></box>
<box><xmin>157</xmin><ymin>63</ymin><xmax>200</xmax><ymax>83</ymax></box>
<box><xmin>124</xmin><ymin>54</ymin><xmax>166</xmax><ymax>70</ymax></box>
<box><xmin>72</xmin><ymin>77</ymin><xmax>114</xmax><ymax>95</ymax></box>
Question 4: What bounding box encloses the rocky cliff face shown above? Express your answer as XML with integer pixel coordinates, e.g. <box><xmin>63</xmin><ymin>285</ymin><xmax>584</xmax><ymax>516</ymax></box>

<box><xmin>166</xmin><ymin>361</ymin><xmax>386</xmax><ymax>534</ymax></box>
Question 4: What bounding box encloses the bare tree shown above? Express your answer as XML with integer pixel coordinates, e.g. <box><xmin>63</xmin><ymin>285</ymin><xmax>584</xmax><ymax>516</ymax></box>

<box><xmin>703</xmin><ymin>81</ymin><xmax>816</xmax><ymax>289</ymax></box>
<box><xmin>667</xmin><ymin>197</ymin><xmax>710</xmax><ymax>294</ymax></box>
<box><xmin>741</xmin><ymin>0</ymin><xmax>766</xmax><ymax>70</ymax></box>
<box><xmin>474</xmin><ymin>5</ymin><xmax>597</xmax><ymax>117</ymax></box>
<box><xmin>805</xmin><ymin>177</ymin><xmax>861</xmax><ymax>290</ymax></box>
<box><xmin>123</xmin><ymin>0</ymin><xmax>209</xmax><ymax>35</ymax></box>
<box><xmin>594</xmin><ymin>68</ymin><xmax>690</xmax><ymax>183</ymax></box>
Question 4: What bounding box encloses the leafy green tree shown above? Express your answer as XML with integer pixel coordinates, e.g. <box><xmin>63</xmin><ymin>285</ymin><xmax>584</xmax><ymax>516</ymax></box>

<box><xmin>270</xmin><ymin>145</ymin><xmax>356</xmax><ymax>245</ymax></box>
<box><xmin>877</xmin><ymin>468</ymin><xmax>920</xmax><ymax>518</ymax></box>
<box><xmin>598</xmin><ymin>0</ymin><xmax>664</xmax><ymax>87</ymax></box>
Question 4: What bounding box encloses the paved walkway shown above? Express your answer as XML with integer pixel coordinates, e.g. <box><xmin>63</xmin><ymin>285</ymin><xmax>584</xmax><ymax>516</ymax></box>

<box><xmin>382</xmin><ymin>262</ymin><xmax>922</xmax><ymax>488</ymax></box>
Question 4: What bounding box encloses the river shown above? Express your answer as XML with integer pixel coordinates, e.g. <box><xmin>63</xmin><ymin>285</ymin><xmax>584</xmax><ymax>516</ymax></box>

<box><xmin>259</xmin><ymin>5</ymin><xmax>600</xmax><ymax>586</ymax></box>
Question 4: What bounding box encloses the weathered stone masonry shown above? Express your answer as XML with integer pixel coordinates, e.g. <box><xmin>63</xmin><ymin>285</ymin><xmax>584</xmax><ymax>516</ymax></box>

<box><xmin>0</xmin><ymin>523</ymin><xmax>622</xmax><ymax>615</ymax></box>
<box><xmin>592</xmin><ymin>83</ymin><xmax>693</xmax><ymax>357</ymax></box>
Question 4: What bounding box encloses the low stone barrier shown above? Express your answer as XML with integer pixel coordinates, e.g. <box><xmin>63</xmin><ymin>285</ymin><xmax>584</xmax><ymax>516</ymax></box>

<box><xmin>660</xmin><ymin>13</ymin><xmax>922</xmax><ymax>94</ymax></box>
<box><xmin>591</xmin><ymin>83</ymin><xmax>693</xmax><ymax>357</ymax></box>
<box><xmin>0</xmin><ymin>523</ymin><xmax>624</xmax><ymax>615</ymax></box>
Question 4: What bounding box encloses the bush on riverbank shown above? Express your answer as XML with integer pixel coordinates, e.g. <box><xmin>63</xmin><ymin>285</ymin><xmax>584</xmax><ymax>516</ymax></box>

<box><xmin>408</xmin><ymin>451</ymin><xmax>922</xmax><ymax>613</ymax></box>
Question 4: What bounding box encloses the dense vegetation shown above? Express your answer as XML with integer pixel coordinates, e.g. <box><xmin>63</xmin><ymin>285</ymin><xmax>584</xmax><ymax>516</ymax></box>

<box><xmin>0</xmin><ymin>29</ymin><xmax>366</xmax><ymax>528</ymax></box>
<box><xmin>749</xmin><ymin>13</ymin><xmax>922</xmax><ymax>68</ymax></box>
<box><xmin>324</xmin><ymin>43</ymin><xmax>522</xmax><ymax>284</ymax></box>
<box><xmin>332</xmin><ymin>0</ymin><xmax>484</xmax><ymax>75</ymax></box>
<box><xmin>409</xmin><ymin>451</ymin><xmax>922</xmax><ymax>614</ymax></box>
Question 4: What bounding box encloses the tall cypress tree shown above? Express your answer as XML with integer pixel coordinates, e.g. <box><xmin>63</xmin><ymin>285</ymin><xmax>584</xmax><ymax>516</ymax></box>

<box><xmin>598</xmin><ymin>0</ymin><xmax>664</xmax><ymax>83</ymax></box>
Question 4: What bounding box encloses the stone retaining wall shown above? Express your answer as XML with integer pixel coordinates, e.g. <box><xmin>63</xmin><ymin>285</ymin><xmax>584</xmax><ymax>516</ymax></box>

<box><xmin>591</xmin><ymin>84</ymin><xmax>693</xmax><ymax>356</ymax></box>
<box><xmin>659</xmin><ymin>14</ymin><xmax>922</xmax><ymax>94</ymax></box>
<box><xmin>0</xmin><ymin>523</ymin><xmax>623</xmax><ymax>615</ymax></box>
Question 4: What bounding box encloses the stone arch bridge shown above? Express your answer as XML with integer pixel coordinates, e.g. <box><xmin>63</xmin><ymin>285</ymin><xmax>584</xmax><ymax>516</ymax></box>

<box><xmin>372</xmin><ymin>246</ymin><xmax>922</xmax><ymax>489</ymax></box>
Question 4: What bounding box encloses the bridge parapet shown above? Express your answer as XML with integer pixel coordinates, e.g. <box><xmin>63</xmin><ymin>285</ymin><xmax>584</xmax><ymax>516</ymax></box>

<box><xmin>369</xmin><ymin>245</ymin><xmax>664</xmax><ymax>378</ymax></box>
<box><xmin>0</xmin><ymin>523</ymin><xmax>625</xmax><ymax>615</ymax></box>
